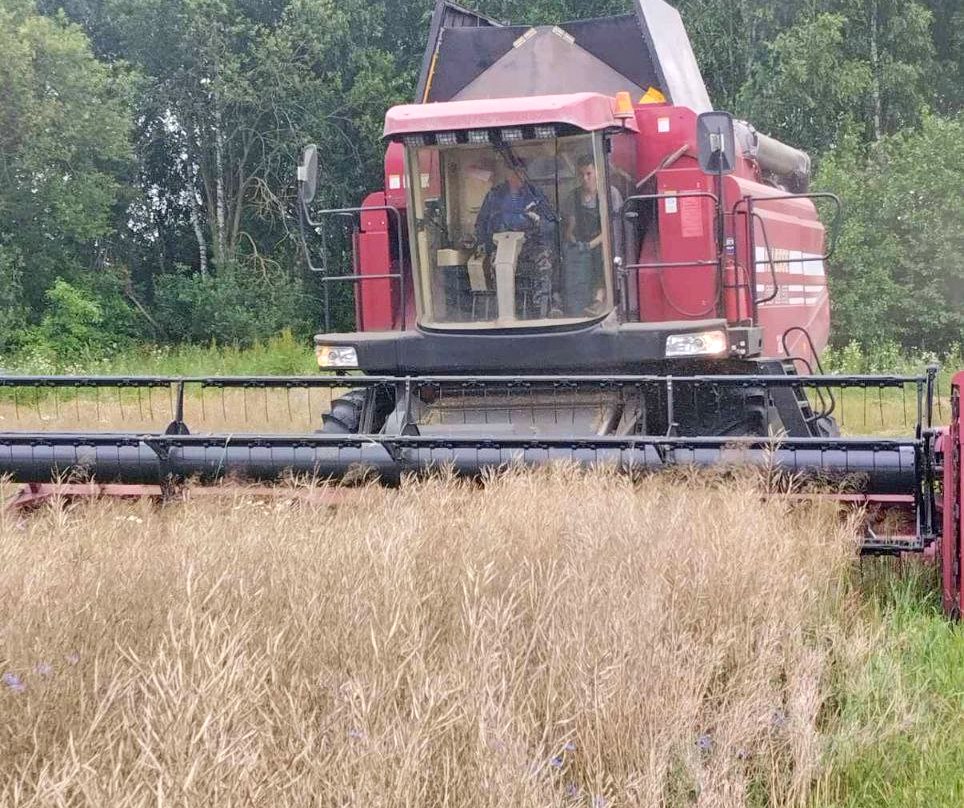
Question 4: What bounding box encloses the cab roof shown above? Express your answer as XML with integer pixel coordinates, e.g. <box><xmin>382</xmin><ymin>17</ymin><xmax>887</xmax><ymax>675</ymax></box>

<box><xmin>383</xmin><ymin>92</ymin><xmax>639</xmax><ymax>140</ymax></box>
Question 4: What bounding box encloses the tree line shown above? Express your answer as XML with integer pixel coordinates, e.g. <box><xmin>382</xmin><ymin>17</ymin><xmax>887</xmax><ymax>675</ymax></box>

<box><xmin>0</xmin><ymin>0</ymin><xmax>960</xmax><ymax>363</ymax></box>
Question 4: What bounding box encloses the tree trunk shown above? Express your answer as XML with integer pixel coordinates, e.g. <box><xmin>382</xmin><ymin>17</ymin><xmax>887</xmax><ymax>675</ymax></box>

<box><xmin>869</xmin><ymin>0</ymin><xmax>882</xmax><ymax>140</ymax></box>
<box><xmin>214</xmin><ymin>99</ymin><xmax>228</xmax><ymax>266</ymax></box>
<box><xmin>190</xmin><ymin>191</ymin><xmax>208</xmax><ymax>276</ymax></box>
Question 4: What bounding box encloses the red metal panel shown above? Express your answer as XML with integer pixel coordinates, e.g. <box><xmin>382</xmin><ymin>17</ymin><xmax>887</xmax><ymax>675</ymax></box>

<box><xmin>384</xmin><ymin>142</ymin><xmax>407</xmax><ymax>209</ymax></box>
<box><xmin>645</xmin><ymin>167</ymin><xmax>717</xmax><ymax>321</ymax></box>
<box><xmin>942</xmin><ymin>372</ymin><xmax>964</xmax><ymax>617</ymax></box>
<box><xmin>356</xmin><ymin>192</ymin><xmax>397</xmax><ymax>332</ymax></box>
<box><xmin>728</xmin><ymin>177</ymin><xmax>830</xmax><ymax>362</ymax></box>
<box><xmin>5</xmin><ymin>483</ymin><xmax>164</xmax><ymax>513</ymax></box>
<box><xmin>633</xmin><ymin>104</ymin><xmax>697</xmax><ymax>182</ymax></box>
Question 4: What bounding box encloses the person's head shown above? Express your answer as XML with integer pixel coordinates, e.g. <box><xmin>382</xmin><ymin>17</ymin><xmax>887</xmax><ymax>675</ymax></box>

<box><xmin>577</xmin><ymin>154</ymin><xmax>597</xmax><ymax>193</ymax></box>
<box><xmin>504</xmin><ymin>157</ymin><xmax>526</xmax><ymax>191</ymax></box>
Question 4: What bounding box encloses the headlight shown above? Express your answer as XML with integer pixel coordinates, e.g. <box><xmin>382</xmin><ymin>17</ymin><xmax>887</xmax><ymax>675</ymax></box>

<box><xmin>665</xmin><ymin>330</ymin><xmax>728</xmax><ymax>358</ymax></box>
<box><xmin>315</xmin><ymin>345</ymin><xmax>358</xmax><ymax>368</ymax></box>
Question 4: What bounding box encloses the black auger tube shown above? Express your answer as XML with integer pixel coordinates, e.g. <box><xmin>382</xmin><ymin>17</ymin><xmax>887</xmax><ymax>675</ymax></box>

<box><xmin>0</xmin><ymin>433</ymin><xmax>921</xmax><ymax>493</ymax></box>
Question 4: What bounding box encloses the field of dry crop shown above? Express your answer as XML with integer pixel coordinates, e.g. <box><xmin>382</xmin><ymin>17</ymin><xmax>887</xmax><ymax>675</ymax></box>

<box><xmin>0</xmin><ymin>468</ymin><xmax>867</xmax><ymax>807</ymax></box>
<box><xmin>2</xmin><ymin>346</ymin><xmax>961</xmax><ymax>806</ymax></box>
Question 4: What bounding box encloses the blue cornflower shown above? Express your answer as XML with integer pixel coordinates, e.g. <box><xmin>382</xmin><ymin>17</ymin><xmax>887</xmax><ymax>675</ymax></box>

<box><xmin>2</xmin><ymin>672</ymin><xmax>26</xmax><ymax>693</ymax></box>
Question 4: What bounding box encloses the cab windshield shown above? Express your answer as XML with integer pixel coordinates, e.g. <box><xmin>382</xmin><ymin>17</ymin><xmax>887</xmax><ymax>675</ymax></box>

<box><xmin>405</xmin><ymin>132</ymin><xmax>620</xmax><ymax>328</ymax></box>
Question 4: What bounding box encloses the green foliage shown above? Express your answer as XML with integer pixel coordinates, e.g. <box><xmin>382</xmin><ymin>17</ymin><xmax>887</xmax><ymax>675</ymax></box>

<box><xmin>0</xmin><ymin>0</ymin><xmax>132</xmax><ymax>310</ymax></box>
<box><xmin>735</xmin><ymin>1</ymin><xmax>936</xmax><ymax>153</ymax></box>
<box><xmin>20</xmin><ymin>279</ymin><xmax>126</xmax><ymax>366</ymax></box>
<box><xmin>153</xmin><ymin>262</ymin><xmax>312</xmax><ymax>346</ymax></box>
<box><xmin>816</xmin><ymin>114</ymin><xmax>964</xmax><ymax>353</ymax></box>
<box><xmin>8</xmin><ymin>330</ymin><xmax>315</xmax><ymax>375</ymax></box>
<box><xmin>0</xmin><ymin>0</ymin><xmax>960</xmax><ymax>361</ymax></box>
<box><xmin>0</xmin><ymin>247</ymin><xmax>28</xmax><ymax>354</ymax></box>
<box><xmin>737</xmin><ymin>13</ymin><xmax>872</xmax><ymax>154</ymax></box>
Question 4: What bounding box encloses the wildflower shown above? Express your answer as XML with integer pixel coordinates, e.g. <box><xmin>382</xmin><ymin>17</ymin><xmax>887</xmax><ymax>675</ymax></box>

<box><xmin>696</xmin><ymin>733</ymin><xmax>713</xmax><ymax>753</ymax></box>
<box><xmin>66</xmin><ymin>652</ymin><xmax>80</xmax><ymax>665</ymax></box>
<box><xmin>34</xmin><ymin>662</ymin><xmax>54</xmax><ymax>677</ymax></box>
<box><xmin>2</xmin><ymin>672</ymin><xmax>26</xmax><ymax>693</ymax></box>
<box><xmin>550</xmin><ymin>755</ymin><xmax>565</xmax><ymax>769</ymax></box>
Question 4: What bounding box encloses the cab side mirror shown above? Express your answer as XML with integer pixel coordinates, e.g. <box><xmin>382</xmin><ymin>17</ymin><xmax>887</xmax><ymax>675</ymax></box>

<box><xmin>696</xmin><ymin>111</ymin><xmax>736</xmax><ymax>175</ymax></box>
<box><xmin>297</xmin><ymin>144</ymin><xmax>319</xmax><ymax>204</ymax></box>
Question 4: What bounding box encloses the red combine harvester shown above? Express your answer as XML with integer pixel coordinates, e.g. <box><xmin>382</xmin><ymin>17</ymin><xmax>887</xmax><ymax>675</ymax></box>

<box><xmin>1</xmin><ymin>1</ymin><xmax>962</xmax><ymax>616</ymax></box>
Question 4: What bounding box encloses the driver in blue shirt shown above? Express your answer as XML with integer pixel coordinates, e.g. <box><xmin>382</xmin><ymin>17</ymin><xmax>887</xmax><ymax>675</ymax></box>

<box><xmin>473</xmin><ymin>158</ymin><xmax>557</xmax><ymax>318</ymax></box>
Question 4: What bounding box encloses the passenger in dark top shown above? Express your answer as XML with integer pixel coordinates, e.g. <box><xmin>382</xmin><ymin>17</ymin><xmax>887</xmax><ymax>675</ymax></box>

<box><xmin>565</xmin><ymin>154</ymin><xmax>622</xmax><ymax>315</ymax></box>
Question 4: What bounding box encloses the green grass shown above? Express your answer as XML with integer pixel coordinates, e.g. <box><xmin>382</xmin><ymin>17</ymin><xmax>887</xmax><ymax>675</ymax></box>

<box><xmin>4</xmin><ymin>330</ymin><xmax>316</xmax><ymax>377</ymax></box>
<box><xmin>815</xmin><ymin>565</ymin><xmax>964</xmax><ymax>807</ymax></box>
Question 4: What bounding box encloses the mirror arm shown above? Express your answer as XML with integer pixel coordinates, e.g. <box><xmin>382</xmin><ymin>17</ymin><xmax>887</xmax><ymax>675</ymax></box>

<box><xmin>296</xmin><ymin>193</ymin><xmax>326</xmax><ymax>274</ymax></box>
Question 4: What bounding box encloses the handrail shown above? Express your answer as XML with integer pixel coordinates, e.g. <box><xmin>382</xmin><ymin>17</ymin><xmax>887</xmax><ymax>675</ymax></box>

<box><xmin>732</xmin><ymin>192</ymin><xmax>843</xmax><ymax>262</ymax></box>
<box><xmin>299</xmin><ymin>200</ymin><xmax>408</xmax><ymax>330</ymax></box>
<box><xmin>619</xmin><ymin>191</ymin><xmax>723</xmax><ymax>319</ymax></box>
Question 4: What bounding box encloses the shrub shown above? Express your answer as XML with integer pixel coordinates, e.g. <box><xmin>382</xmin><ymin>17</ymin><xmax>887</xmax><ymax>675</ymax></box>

<box><xmin>153</xmin><ymin>263</ymin><xmax>312</xmax><ymax>347</ymax></box>
<box><xmin>20</xmin><ymin>279</ymin><xmax>132</xmax><ymax>367</ymax></box>
<box><xmin>816</xmin><ymin>114</ymin><xmax>964</xmax><ymax>354</ymax></box>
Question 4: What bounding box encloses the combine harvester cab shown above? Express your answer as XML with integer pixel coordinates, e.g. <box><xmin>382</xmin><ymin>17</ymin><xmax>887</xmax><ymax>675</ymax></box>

<box><xmin>302</xmin><ymin>0</ymin><xmax>838</xmax><ymax>440</ymax></box>
<box><xmin>1</xmin><ymin>1</ymin><xmax>962</xmax><ymax>617</ymax></box>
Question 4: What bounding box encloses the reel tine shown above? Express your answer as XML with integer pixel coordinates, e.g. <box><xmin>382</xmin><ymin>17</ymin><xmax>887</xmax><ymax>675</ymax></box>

<box><xmin>200</xmin><ymin>386</ymin><xmax>206</xmax><ymax>422</ymax></box>
<box><xmin>839</xmin><ymin>385</ymin><xmax>845</xmax><ymax>428</ymax></box>
<box><xmin>53</xmin><ymin>386</ymin><xmax>60</xmax><ymax>419</ymax></box>
<box><xmin>242</xmin><ymin>387</ymin><xmax>248</xmax><ymax>422</ymax></box>
<box><xmin>221</xmin><ymin>387</ymin><xmax>227</xmax><ymax>421</ymax></box>
<box><xmin>878</xmin><ymin>385</ymin><xmax>885</xmax><ymax>427</ymax></box>
<box><xmin>137</xmin><ymin>387</ymin><xmax>144</xmax><ymax>420</ymax></box>
<box><xmin>95</xmin><ymin>387</ymin><xmax>101</xmax><ymax>422</ymax></box>
<box><xmin>286</xmin><ymin>387</ymin><xmax>292</xmax><ymax>423</ymax></box>
<box><xmin>148</xmin><ymin>386</ymin><xmax>154</xmax><ymax>421</ymax></box>
<box><xmin>902</xmin><ymin>383</ymin><xmax>908</xmax><ymax>427</ymax></box>
<box><xmin>936</xmin><ymin>375</ymin><xmax>944</xmax><ymax>420</ymax></box>
<box><xmin>14</xmin><ymin>388</ymin><xmax>20</xmax><ymax>421</ymax></box>
<box><xmin>117</xmin><ymin>386</ymin><xmax>125</xmax><ymax>422</ymax></box>
<box><xmin>863</xmin><ymin>385</ymin><xmax>868</xmax><ymax>427</ymax></box>
<box><xmin>263</xmin><ymin>386</ymin><xmax>269</xmax><ymax>423</ymax></box>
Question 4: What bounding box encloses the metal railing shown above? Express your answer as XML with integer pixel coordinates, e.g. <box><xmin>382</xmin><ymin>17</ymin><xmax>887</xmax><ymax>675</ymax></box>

<box><xmin>299</xmin><ymin>202</ymin><xmax>408</xmax><ymax>331</ymax></box>
<box><xmin>0</xmin><ymin>371</ymin><xmax>940</xmax><ymax>437</ymax></box>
